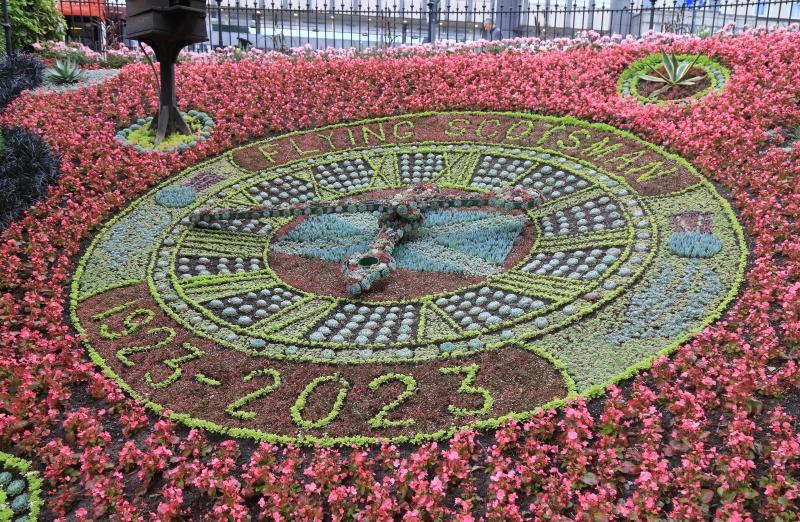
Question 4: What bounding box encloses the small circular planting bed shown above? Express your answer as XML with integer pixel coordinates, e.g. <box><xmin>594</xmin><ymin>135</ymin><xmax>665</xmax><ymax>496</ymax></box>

<box><xmin>115</xmin><ymin>110</ymin><xmax>214</xmax><ymax>153</ymax></box>
<box><xmin>618</xmin><ymin>53</ymin><xmax>729</xmax><ymax>104</ymax></box>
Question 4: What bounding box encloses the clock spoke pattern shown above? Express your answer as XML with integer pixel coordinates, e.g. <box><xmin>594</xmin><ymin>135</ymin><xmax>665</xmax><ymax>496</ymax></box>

<box><xmin>73</xmin><ymin>112</ymin><xmax>746</xmax><ymax>445</ymax></box>
<box><xmin>398</xmin><ymin>152</ymin><xmax>446</xmax><ymax>184</ymax></box>
<box><xmin>537</xmin><ymin>195</ymin><xmax>626</xmax><ymax>237</ymax></box>
<box><xmin>306</xmin><ymin>303</ymin><xmax>422</xmax><ymax>345</ymax></box>
<box><xmin>205</xmin><ymin>287</ymin><xmax>304</xmax><ymax>328</ymax></box>
<box><xmin>314</xmin><ymin>157</ymin><xmax>375</xmax><ymax>193</ymax></box>
<box><xmin>521</xmin><ymin>247</ymin><xmax>624</xmax><ymax>281</ymax></box>
<box><xmin>432</xmin><ymin>286</ymin><xmax>551</xmax><ymax>332</ymax></box>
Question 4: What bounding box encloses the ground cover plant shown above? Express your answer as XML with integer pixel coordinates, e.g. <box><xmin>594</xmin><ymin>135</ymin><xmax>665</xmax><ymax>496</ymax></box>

<box><xmin>0</xmin><ymin>27</ymin><xmax>799</xmax><ymax>519</ymax></box>
<box><xmin>0</xmin><ymin>54</ymin><xmax>44</xmax><ymax>110</ymax></box>
<box><xmin>0</xmin><ymin>125</ymin><xmax>60</xmax><ymax>231</ymax></box>
<box><xmin>116</xmin><ymin>110</ymin><xmax>215</xmax><ymax>153</ymax></box>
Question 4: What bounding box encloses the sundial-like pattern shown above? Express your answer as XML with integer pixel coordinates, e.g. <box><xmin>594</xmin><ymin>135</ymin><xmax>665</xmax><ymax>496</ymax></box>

<box><xmin>206</xmin><ymin>287</ymin><xmax>303</xmax><ymax>327</ymax></box>
<box><xmin>307</xmin><ymin>303</ymin><xmax>421</xmax><ymax>344</ymax></box>
<box><xmin>517</xmin><ymin>164</ymin><xmax>591</xmax><ymax>198</ymax></box>
<box><xmin>469</xmin><ymin>155</ymin><xmax>535</xmax><ymax>189</ymax></box>
<box><xmin>434</xmin><ymin>287</ymin><xmax>549</xmax><ymax>330</ymax></box>
<box><xmin>272</xmin><ymin>209</ymin><xmax>527</xmax><ymax>277</ymax></box>
<box><xmin>175</xmin><ymin>255</ymin><xmax>264</xmax><ymax>277</ymax></box>
<box><xmin>72</xmin><ymin>112</ymin><xmax>747</xmax><ymax>446</ymax></box>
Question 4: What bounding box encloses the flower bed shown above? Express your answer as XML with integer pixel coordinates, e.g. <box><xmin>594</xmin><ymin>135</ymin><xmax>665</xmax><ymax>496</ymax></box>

<box><xmin>115</xmin><ymin>110</ymin><xmax>215</xmax><ymax>153</ymax></box>
<box><xmin>32</xmin><ymin>41</ymin><xmax>141</xmax><ymax>69</ymax></box>
<box><xmin>617</xmin><ymin>53</ymin><xmax>730</xmax><ymax>104</ymax></box>
<box><xmin>1</xmin><ymin>27</ymin><xmax>799</xmax><ymax>519</ymax></box>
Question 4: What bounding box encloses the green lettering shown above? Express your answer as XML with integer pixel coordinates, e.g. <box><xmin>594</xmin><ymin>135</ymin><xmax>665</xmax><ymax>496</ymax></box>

<box><xmin>581</xmin><ymin>137</ymin><xmax>623</xmax><ymax>159</ymax></box>
<box><xmin>628</xmin><ymin>163</ymin><xmax>678</xmax><ymax>182</ymax></box>
<box><xmin>258</xmin><ymin>143</ymin><xmax>278</xmax><ymax>163</ymax></box>
<box><xmin>535</xmin><ymin>124</ymin><xmax>567</xmax><ymax>145</ymax></box>
<box><xmin>505</xmin><ymin>120</ymin><xmax>536</xmax><ymax>141</ymax></box>
<box><xmin>604</xmin><ymin>150</ymin><xmax>647</xmax><ymax>169</ymax></box>
<box><xmin>289</xmin><ymin>138</ymin><xmax>320</xmax><ymax>155</ymax></box>
<box><xmin>315</xmin><ymin>130</ymin><xmax>337</xmax><ymax>151</ymax></box>
<box><xmin>476</xmin><ymin>118</ymin><xmax>502</xmax><ymax>139</ymax></box>
<box><xmin>362</xmin><ymin>124</ymin><xmax>386</xmax><ymax>144</ymax></box>
<box><xmin>557</xmin><ymin>129</ymin><xmax>592</xmax><ymax>150</ymax></box>
<box><xmin>392</xmin><ymin>121</ymin><xmax>414</xmax><ymax>139</ymax></box>
<box><xmin>440</xmin><ymin>364</ymin><xmax>493</xmax><ymax>417</ymax></box>
<box><xmin>445</xmin><ymin>118</ymin><xmax>470</xmax><ymax>137</ymax></box>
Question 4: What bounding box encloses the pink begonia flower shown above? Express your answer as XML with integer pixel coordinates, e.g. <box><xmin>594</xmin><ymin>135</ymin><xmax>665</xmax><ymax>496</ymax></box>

<box><xmin>2</xmin><ymin>26</ymin><xmax>800</xmax><ymax>519</ymax></box>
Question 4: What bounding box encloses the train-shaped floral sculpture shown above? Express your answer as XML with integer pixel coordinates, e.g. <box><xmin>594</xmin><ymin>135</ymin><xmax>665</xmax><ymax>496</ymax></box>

<box><xmin>189</xmin><ymin>183</ymin><xmax>544</xmax><ymax>295</ymax></box>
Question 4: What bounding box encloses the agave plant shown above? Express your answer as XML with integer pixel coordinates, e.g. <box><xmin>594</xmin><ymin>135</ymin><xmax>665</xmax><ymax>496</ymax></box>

<box><xmin>639</xmin><ymin>52</ymin><xmax>706</xmax><ymax>99</ymax></box>
<box><xmin>45</xmin><ymin>59</ymin><xmax>85</xmax><ymax>85</ymax></box>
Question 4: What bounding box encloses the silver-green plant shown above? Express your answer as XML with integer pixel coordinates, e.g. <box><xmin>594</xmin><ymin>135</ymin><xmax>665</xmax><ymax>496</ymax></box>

<box><xmin>697</xmin><ymin>26</ymin><xmax>712</xmax><ymax>39</ymax></box>
<box><xmin>639</xmin><ymin>51</ymin><xmax>705</xmax><ymax>99</ymax></box>
<box><xmin>45</xmin><ymin>58</ymin><xmax>85</xmax><ymax>85</ymax></box>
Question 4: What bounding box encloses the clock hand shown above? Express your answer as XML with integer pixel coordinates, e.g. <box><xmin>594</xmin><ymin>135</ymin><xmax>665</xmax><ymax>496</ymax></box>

<box><xmin>188</xmin><ymin>184</ymin><xmax>543</xmax><ymax>224</ymax></box>
<box><xmin>189</xmin><ymin>184</ymin><xmax>544</xmax><ymax>295</ymax></box>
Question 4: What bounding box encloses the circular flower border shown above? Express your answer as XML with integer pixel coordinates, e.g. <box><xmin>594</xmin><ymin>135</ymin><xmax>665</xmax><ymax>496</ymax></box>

<box><xmin>115</xmin><ymin>110</ymin><xmax>215</xmax><ymax>154</ymax></box>
<box><xmin>617</xmin><ymin>53</ymin><xmax>730</xmax><ymax>105</ymax></box>
<box><xmin>71</xmin><ymin>111</ymin><xmax>747</xmax><ymax>446</ymax></box>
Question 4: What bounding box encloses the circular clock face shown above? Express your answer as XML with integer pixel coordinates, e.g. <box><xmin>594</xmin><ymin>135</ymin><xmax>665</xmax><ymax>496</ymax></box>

<box><xmin>72</xmin><ymin>112</ymin><xmax>747</xmax><ymax>444</ymax></box>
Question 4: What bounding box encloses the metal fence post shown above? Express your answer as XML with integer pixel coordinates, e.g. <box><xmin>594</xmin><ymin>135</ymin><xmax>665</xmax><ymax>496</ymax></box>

<box><xmin>427</xmin><ymin>0</ymin><xmax>435</xmax><ymax>42</ymax></box>
<box><xmin>32</xmin><ymin>0</ymin><xmax>800</xmax><ymax>53</ymax></box>
<box><xmin>648</xmin><ymin>0</ymin><xmax>656</xmax><ymax>29</ymax></box>
<box><xmin>2</xmin><ymin>0</ymin><xmax>12</xmax><ymax>57</ymax></box>
<box><xmin>216</xmin><ymin>0</ymin><xmax>224</xmax><ymax>48</ymax></box>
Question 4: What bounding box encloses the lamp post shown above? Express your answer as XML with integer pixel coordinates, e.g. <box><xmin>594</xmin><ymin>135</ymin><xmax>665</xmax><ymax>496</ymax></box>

<box><xmin>255</xmin><ymin>9</ymin><xmax>261</xmax><ymax>37</ymax></box>
<box><xmin>2</xmin><ymin>0</ymin><xmax>12</xmax><ymax>57</ymax></box>
<box><xmin>426</xmin><ymin>0</ymin><xmax>436</xmax><ymax>43</ymax></box>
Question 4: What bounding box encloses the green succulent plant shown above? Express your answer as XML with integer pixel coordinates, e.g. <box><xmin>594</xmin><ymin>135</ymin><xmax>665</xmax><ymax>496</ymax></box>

<box><xmin>638</xmin><ymin>51</ymin><xmax>706</xmax><ymax>99</ymax></box>
<box><xmin>697</xmin><ymin>26</ymin><xmax>712</xmax><ymax>39</ymax></box>
<box><xmin>44</xmin><ymin>58</ymin><xmax>85</xmax><ymax>85</ymax></box>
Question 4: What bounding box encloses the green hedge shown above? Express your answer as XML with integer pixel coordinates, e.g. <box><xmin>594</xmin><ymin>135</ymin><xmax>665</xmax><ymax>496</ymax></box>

<box><xmin>8</xmin><ymin>0</ymin><xmax>66</xmax><ymax>51</ymax></box>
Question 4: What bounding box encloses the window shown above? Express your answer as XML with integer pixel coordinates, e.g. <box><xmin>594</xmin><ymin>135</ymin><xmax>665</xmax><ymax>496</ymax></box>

<box><xmin>792</xmin><ymin>1</ymin><xmax>800</xmax><ymax>19</ymax></box>
<box><xmin>755</xmin><ymin>0</ymin><xmax>767</xmax><ymax>16</ymax></box>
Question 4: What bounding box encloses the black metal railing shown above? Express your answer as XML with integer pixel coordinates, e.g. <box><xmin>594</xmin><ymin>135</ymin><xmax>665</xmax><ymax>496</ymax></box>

<box><xmin>50</xmin><ymin>0</ymin><xmax>800</xmax><ymax>53</ymax></box>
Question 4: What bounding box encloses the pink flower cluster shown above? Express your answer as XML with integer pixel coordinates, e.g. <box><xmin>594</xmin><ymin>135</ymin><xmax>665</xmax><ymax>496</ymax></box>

<box><xmin>2</xmin><ymin>27</ymin><xmax>800</xmax><ymax>519</ymax></box>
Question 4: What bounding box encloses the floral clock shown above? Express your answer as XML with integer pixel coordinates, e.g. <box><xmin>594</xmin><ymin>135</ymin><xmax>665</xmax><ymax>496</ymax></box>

<box><xmin>618</xmin><ymin>53</ymin><xmax>730</xmax><ymax>105</ymax></box>
<box><xmin>71</xmin><ymin>112</ymin><xmax>747</xmax><ymax>445</ymax></box>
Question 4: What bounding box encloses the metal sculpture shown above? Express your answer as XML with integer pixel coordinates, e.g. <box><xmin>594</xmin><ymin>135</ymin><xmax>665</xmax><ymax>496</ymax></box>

<box><xmin>126</xmin><ymin>0</ymin><xmax>207</xmax><ymax>145</ymax></box>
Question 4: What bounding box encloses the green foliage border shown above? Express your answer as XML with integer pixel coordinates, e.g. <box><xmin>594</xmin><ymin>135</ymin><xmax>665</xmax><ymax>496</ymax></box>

<box><xmin>69</xmin><ymin>110</ymin><xmax>747</xmax><ymax>446</ymax></box>
<box><xmin>617</xmin><ymin>53</ymin><xmax>731</xmax><ymax>105</ymax></box>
